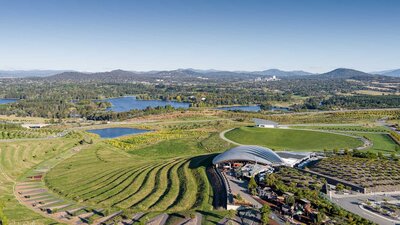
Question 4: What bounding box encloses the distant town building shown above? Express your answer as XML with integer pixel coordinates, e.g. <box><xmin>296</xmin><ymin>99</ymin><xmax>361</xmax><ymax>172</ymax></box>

<box><xmin>21</xmin><ymin>123</ymin><xmax>49</xmax><ymax>129</ymax></box>
<box><xmin>254</xmin><ymin>76</ymin><xmax>280</xmax><ymax>82</ymax></box>
<box><xmin>253</xmin><ymin>118</ymin><xmax>279</xmax><ymax>128</ymax></box>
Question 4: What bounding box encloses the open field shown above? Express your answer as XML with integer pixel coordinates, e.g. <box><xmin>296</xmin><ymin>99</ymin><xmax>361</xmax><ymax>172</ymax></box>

<box><xmin>355</xmin><ymin>90</ymin><xmax>400</xmax><ymax>96</ymax></box>
<box><xmin>224</xmin><ymin>127</ymin><xmax>364</xmax><ymax>151</ymax></box>
<box><xmin>359</xmin><ymin>133</ymin><xmax>399</xmax><ymax>153</ymax></box>
<box><xmin>288</xmin><ymin>125</ymin><xmax>399</xmax><ymax>153</ymax></box>
<box><xmin>0</xmin><ymin>138</ymin><xmax>79</xmax><ymax>224</ymax></box>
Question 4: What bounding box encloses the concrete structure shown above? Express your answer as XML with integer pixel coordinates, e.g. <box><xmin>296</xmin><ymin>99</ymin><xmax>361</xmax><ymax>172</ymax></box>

<box><xmin>21</xmin><ymin>123</ymin><xmax>49</xmax><ymax>129</ymax></box>
<box><xmin>213</xmin><ymin>145</ymin><xmax>315</xmax><ymax>168</ymax></box>
<box><xmin>276</xmin><ymin>151</ymin><xmax>317</xmax><ymax>168</ymax></box>
<box><xmin>213</xmin><ymin>145</ymin><xmax>285</xmax><ymax>167</ymax></box>
<box><xmin>253</xmin><ymin>118</ymin><xmax>278</xmax><ymax>128</ymax></box>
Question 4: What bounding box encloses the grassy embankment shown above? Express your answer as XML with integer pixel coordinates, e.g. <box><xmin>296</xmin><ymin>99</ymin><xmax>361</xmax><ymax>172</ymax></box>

<box><xmin>45</xmin><ymin>120</ymin><xmax>235</xmax><ymax>224</ymax></box>
<box><xmin>0</xmin><ymin>138</ymin><xmax>78</xmax><ymax>225</ymax></box>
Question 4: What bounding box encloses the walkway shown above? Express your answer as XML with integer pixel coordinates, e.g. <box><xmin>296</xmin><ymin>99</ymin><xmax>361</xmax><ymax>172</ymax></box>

<box><xmin>332</xmin><ymin>193</ymin><xmax>400</xmax><ymax>225</ymax></box>
<box><xmin>219</xmin><ymin>128</ymin><xmax>241</xmax><ymax>146</ymax></box>
<box><xmin>224</xmin><ymin>173</ymin><xmax>262</xmax><ymax>208</ymax></box>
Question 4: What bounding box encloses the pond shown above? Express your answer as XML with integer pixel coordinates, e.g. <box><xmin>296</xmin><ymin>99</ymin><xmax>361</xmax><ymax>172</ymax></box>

<box><xmin>215</xmin><ymin>105</ymin><xmax>290</xmax><ymax>112</ymax></box>
<box><xmin>0</xmin><ymin>99</ymin><xmax>17</xmax><ymax>105</ymax></box>
<box><xmin>103</xmin><ymin>96</ymin><xmax>190</xmax><ymax>112</ymax></box>
<box><xmin>87</xmin><ymin>127</ymin><xmax>151</xmax><ymax>138</ymax></box>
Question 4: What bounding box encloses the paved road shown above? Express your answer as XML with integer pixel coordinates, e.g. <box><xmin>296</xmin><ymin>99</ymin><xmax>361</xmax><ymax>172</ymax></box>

<box><xmin>225</xmin><ymin>173</ymin><xmax>262</xmax><ymax>208</ymax></box>
<box><xmin>332</xmin><ymin>194</ymin><xmax>400</xmax><ymax>225</ymax></box>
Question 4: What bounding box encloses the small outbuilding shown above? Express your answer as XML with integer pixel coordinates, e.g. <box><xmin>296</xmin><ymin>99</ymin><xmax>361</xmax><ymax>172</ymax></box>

<box><xmin>253</xmin><ymin>118</ymin><xmax>278</xmax><ymax>128</ymax></box>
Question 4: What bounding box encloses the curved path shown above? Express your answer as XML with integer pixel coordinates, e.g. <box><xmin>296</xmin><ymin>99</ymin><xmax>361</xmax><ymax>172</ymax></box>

<box><xmin>219</xmin><ymin>128</ymin><xmax>241</xmax><ymax>146</ymax></box>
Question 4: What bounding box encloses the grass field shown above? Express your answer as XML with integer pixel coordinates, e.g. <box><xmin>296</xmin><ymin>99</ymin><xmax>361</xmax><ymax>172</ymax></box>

<box><xmin>45</xmin><ymin>125</ymin><xmax>233</xmax><ymax>220</ymax></box>
<box><xmin>0</xmin><ymin>118</ymin><xmax>235</xmax><ymax>224</ymax></box>
<box><xmin>225</xmin><ymin>127</ymin><xmax>364</xmax><ymax>151</ymax></box>
<box><xmin>287</xmin><ymin>125</ymin><xmax>399</xmax><ymax>153</ymax></box>
<box><xmin>357</xmin><ymin>133</ymin><xmax>398</xmax><ymax>153</ymax></box>
<box><xmin>0</xmin><ymin>138</ymin><xmax>78</xmax><ymax>225</ymax></box>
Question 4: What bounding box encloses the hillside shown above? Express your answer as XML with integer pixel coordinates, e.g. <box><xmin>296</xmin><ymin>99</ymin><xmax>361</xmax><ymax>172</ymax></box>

<box><xmin>0</xmin><ymin>70</ymin><xmax>72</xmax><ymax>78</ymax></box>
<box><xmin>382</xmin><ymin>69</ymin><xmax>400</xmax><ymax>77</ymax></box>
<box><xmin>251</xmin><ymin>69</ymin><xmax>314</xmax><ymax>76</ymax></box>
<box><xmin>44</xmin><ymin>69</ymin><xmax>208</xmax><ymax>83</ymax></box>
<box><xmin>314</xmin><ymin>68</ymin><xmax>400</xmax><ymax>82</ymax></box>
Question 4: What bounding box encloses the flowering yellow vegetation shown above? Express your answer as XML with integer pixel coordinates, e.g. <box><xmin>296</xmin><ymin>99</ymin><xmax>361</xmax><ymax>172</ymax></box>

<box><xmin>107</xmin><ymin>130</ymin><xmax>208</xmax><ymax>150</ymax></box>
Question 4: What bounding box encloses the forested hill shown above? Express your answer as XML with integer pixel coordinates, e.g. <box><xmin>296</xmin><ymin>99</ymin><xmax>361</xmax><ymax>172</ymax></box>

<box><xmin>381</xmin><ymin>69</ymin><xmax>400</xmax><ymax>77</ymax></box>
<box><xmin>302</xmin><ymin>68</ymin><xmax>399</xmax><ymax>82</ymax></box>
<box><xmin>43</xmin><ymin>69</ymin><xmax>244</xmax><ymax>83</ymax></box>
<box><xmin>45</xmin><ymin>70</ymin><xmax>160</xmax><ymax>83</ymax></box>
<box><xmin>40</xmin><ymin>69</ymin><xmax>268</xmax><ymax>83</ymax></box>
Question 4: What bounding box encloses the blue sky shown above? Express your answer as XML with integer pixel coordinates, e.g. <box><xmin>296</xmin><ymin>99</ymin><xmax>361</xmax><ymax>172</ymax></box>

<box><xmin>0</xmin><ymin>0</ymin><xmax>399</xmax><ymax>73</ymax></box>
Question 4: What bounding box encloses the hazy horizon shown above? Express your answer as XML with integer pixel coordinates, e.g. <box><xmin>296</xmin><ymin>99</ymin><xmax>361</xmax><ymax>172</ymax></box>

<box><xmin>1</xmin><ymin>0</ymin><xmax>400</xmax><ymax>73</ymax></box>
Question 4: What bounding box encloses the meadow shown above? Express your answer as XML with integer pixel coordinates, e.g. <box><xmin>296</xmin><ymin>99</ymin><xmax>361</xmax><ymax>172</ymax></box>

<box><xmin>224</xmin><ymin>127</ymin><xmax>364</xmax><ymax>151</ymax></box>
<box><xmin>44</xmin><ymin>121</ymin><xmax>235</xmax><ymax>224</ymax></box>
<box><xmin>289</xmin><ymin>125</ymin><xmax>399</xmax><ymax>153</ymax></box>
<box><xmin>0</xmin><ymin>138</ymin><xmax>78</xmax><ymax>224</ymax></box>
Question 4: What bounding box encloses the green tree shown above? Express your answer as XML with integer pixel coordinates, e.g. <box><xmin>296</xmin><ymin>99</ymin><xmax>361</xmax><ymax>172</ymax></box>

<box><xmin>336</xmin><ymin>183</ymin><xmax>345</xmax><ymax>191</ymax></box>
<box><xmin>391</xmin><ymin>152</ymin><xmax>397</xmax><ymax>161</ymax></box>
<box><xmin>266</xmin><ymin>173</ymin><xmax>277</xmax><ymax>187</ymax></box>
<box><xmin>313</xmin><ymin>212</ymin><xmax>325</xmax><ymax>225</ymax></box>
<box><xmin>285</xmin><ymin>195</ymin><xmax>295</xmax><ymax>206</ymax></box>
<box><xmin>248</xmin><ymin>176</ymin><xmax>258</xmax><ymax>195</ymax></box>
<box><xmin>227</xmin><ymin>209</ymin><xmax>236</xmax><ymax>222</ymax></box>
<box><xmin>0</xmin><ymin>202</ymin><xmax>7</xmax><ymax>225</ymax></box>
<box><xmin>260</xmin><ymin>204</ymin><xmax>271</xmax><ymax>225</ymax></box>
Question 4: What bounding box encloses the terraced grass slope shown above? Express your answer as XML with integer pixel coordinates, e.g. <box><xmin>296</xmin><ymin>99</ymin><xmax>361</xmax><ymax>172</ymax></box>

<box><xmin>0</xmin><ymin>123</ymin><xmax>63</xmax><ymax>139</ymax></box>
<box><xmin>45</xmin><ymin>139</ymin><xmax>218</xmax><ymax>215</ymax></box>
<box><xmin>0</xmin><ymin>138</ymin><xmax>78</xmax><ymax>224</ymax></box>
<box><xmin>225</xmin><ymin>127</ymin><xmax>363</xmax><ymax>151</ymax></box>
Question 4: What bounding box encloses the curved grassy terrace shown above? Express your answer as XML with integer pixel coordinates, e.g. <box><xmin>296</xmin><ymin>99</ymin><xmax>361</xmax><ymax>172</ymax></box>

<box><xmin>225</xmin><ymin>127</ymin><xmax>364</xmax><ymax>151</ymax></box>
<box><xmin>45</xmin><ymin>134</ymin><xmax>226</xmax><ymax>215</ymax></box>
<box><xmin>0</xmin><ymin>138</ymin><xmax>78</xmax><ymax>224</ymax></box>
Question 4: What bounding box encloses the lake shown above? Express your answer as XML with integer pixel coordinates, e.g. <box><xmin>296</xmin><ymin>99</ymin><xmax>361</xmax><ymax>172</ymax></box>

<box><xmin>103</xmin><ymin>96</ymin><xmax>190</xmax><ymax>112</ymax></box>
<box><xmin>87</xmin><ymin>127</ymin><xmax>151</xmax><ymax>138</ymax></box>
<box><xmin>0</xmin><ymin>99</ymin><xmax>17</xmax><ymax>105</ymax></box>
<box><xmin>216</xmin><ymin>105</ymin><xmax>290</xmax><ymax>112</ymax></box>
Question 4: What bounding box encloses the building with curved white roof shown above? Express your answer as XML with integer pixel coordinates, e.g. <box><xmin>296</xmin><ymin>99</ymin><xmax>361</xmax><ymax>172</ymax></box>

<box><xmin>212</xmin><ymin>145</ymin><xmax>285</xmax><ymax>166</ymax></box>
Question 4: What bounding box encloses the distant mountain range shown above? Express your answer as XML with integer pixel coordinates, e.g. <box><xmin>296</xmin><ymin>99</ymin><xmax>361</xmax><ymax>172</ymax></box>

<box><xmin>0</xmin><ymin>70</ymin><xmax>73</xmax><ymax>78</ymax></box>
<box><xmin>250</xmin><ymin>69</ymin><xmax>314</xmax><ymax>76</ymax></box>
<box><xmin>1</xmin><ymin>68</ymin><xmax>400</xmax><ymax>79</ymax></box>
<box><xmin>372</xmin><ymin>69</ymin><xmax>400</xmax><ymax>77</ymax></box>
<box><xmin>186</xmin><ymin>68</ymin><xmax>314</xmax><ymax>76</ymax></box>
